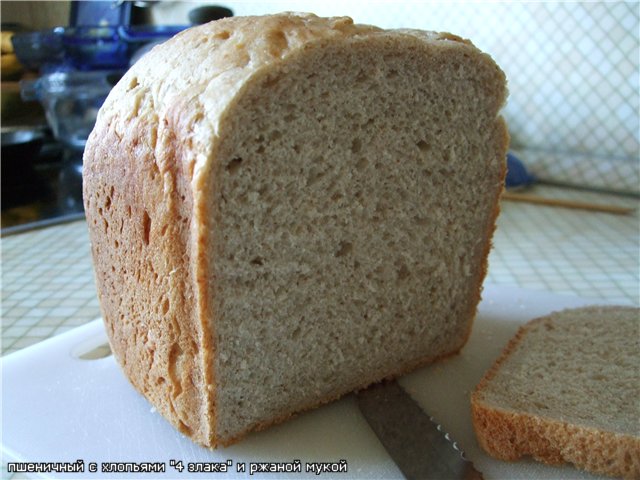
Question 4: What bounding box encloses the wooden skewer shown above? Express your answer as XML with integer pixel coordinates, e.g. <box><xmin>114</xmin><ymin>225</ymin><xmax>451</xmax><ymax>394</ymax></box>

<box><xmin>502</xmin><ymin>191</ymin><xmax>636</xmax><ymax>215</ymax></box>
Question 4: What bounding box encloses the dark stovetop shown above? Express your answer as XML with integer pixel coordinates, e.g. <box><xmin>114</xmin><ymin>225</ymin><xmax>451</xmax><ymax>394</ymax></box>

<box><xmin>1</xmin><ymin>127</ymin><xmax>85</xmax><ymax>235</ymax></box>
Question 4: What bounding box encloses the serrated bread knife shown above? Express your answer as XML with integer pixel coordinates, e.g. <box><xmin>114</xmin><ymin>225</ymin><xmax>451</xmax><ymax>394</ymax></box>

<box><xmin>356</xmin><ymin>381</ymin><xmax>483</xmax><ymax>480</ymax></box>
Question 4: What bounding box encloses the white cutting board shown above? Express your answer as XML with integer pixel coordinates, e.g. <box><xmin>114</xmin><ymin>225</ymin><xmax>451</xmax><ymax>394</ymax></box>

<box><xmin>2</xmin><ymin>285</ymin><xmax>619</xmax><ymax>479</ymax></box>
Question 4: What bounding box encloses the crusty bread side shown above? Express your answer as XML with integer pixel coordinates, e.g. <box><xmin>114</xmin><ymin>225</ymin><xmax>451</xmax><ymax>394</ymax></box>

<box><xmin>84</xmin><ymin>13</ymin><xmax>508</xmax><ymax>448</ymax></box>
<box><xmin>471</xmin><ymin>306</ymin><xmax>640</xmax><ymax>479</ymax></box>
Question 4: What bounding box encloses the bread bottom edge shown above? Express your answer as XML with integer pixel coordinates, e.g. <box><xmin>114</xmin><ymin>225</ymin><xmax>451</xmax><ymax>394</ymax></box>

<box><xmin>470</xmin><ymin>400</ymin><xmax>640</xmax><ymax>480</ymax></box>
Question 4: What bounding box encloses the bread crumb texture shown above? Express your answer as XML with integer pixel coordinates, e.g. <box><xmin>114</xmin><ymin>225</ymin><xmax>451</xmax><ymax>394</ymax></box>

<box><xmin>472</xmin><ymin>306</ymin><xmax>640</xmax><ymax>479</ymax></box>
<box><xmin>83</xmin><ymin>13</ymin><xmax>508</xmax><ymax>448</ymax></box>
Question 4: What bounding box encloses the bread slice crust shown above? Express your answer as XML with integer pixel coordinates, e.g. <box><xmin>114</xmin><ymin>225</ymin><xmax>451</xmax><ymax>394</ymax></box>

<box><xmin>471</xmin><ymin>307</ymin><xmax>640</xmax><ymax>479</ymax></box>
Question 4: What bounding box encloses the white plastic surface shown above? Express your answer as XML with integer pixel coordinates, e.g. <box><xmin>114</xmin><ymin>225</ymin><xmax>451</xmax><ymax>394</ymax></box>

<box><xmin>2</xmin><ymin>285</ymin><xmax>617</xmax><ymax>479</ymax></box>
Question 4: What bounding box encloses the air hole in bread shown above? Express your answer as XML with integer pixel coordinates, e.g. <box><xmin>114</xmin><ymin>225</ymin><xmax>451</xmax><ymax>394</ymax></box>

<box><xmin>142</xmin><ymin>211</ymin><xmax>151</xmax><ymax>245</ymax></box>
<box><xmin>355</xmin><ymin>157</ymin><xmax>368</xmax><ymax>171</ymax></box>
<box><xmin>291</xmin><ymin>325</ymin><xmax>302</xmax><ymax>340</ymax></box>
<box><xmin>350</xmin><ymin>138</ymin><xmax>362</xmax><ymax>153</ymax></box>
<box><xmin>335</xmin><ymin>241</ymin><xmax>352</xmax><ymax>257</ymax></box>
<box><xmin>225</xmin><ymin>157</ymin><xmax>243</xmax><ymax>175</ymax></box>
<box><xmin>168</xmin><ymin>343</ymin><xmax>183</xmax><ymax>395</ymax></box>
<box><xmin>396</xmin><ymin>263</ymin><xmax>410</xmax><ymax>281</ymax></box>
<box><xmin>250</xmin><ymin>257</ymin><xmax>264</xmax><ymax>266</ymax></box>
<box><xmin>306</xmin><ymin>167</ymin><xmax>325</xmax><ymax>187</ymax></box>
<box><xmin>269</xmin><ymin>130</ymin><xmax>282</xmax><ymax>141</ymax></box>
<box><xmin>262</xmin><ymin>75</ymin><xmax>280</xmax><ymax>89</ymax></box>
<box><xmin>416</xmin><ymin>140</ymin><xmax>430</xmax><ymax>152</ymax></box>
<box><xmin>105</xmin><ymin>191</ymin><xmax>113</xmax><ymax>210</ymax></box>
<box><xmin>267</xmin><ymin>29</ymin><xmax>288</xmax><ymax>57</ymax></box>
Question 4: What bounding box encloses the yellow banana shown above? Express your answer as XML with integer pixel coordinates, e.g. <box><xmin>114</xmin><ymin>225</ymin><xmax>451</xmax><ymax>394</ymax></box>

<box><xmin>1</xmin><ymin>31</ymin><xmax>14</xmax><ymax>54</ymax></box>
<box><xmin>1</xmin><ymin>53</ymin><xmax>22</xmax><ymax>79</ymax></box>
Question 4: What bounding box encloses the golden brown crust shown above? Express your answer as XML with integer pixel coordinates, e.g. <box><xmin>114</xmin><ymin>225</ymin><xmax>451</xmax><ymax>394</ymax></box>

<box><xmin>471</xmin><ymin>312</ymin><xmax>640</xmax><ymax>479</ymax></box>
<box><xmin>472</xmin><ymin>401</ymin><xmax>640</xmax><ymax>479</ymax></box>
<box><xmin>83</xmin><ymin>83</ymin><xmax>211</xmax><ymax>443</ymax></box>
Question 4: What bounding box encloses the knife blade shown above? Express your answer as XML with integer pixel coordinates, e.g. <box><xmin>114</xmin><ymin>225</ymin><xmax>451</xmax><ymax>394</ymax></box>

<box><xmin>356</xmin><ymin>380</ymin><xmax>483</xmax><ymax>480</ymax></box>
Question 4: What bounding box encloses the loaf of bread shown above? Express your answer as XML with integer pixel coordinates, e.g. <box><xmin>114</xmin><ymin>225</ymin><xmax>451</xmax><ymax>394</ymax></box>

<box><xmin>471</xmin><ymin>306</ymin><xmax>640</xmax><ymax>479</ymax></box>
<box><xmin>83</xmin><ymin>13</ymin><xmax>508</xmax><ymax>447</ymax></box>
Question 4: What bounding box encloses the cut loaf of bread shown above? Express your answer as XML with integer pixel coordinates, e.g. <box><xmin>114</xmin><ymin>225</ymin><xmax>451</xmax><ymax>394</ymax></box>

<box><xmin>83</xmin><ymin>13</ymin><xmax>508</xmax><ymax>447</ymax></box>
<box><xmin>471</xmin><ymin>306</ymin><xmax>640</xmax><ymax>479</ymax></box>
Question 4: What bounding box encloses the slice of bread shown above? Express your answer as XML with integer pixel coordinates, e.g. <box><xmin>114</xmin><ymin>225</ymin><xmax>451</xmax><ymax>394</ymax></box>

<box><xmin>471</xmin><ymin>306</ymin><xmax>640</xmax><ymax>479</ymax></box>
<box><xmin>83</xmin><ymin>13</ymin><xmax>508</xmax><ymax>447</ymax></box>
